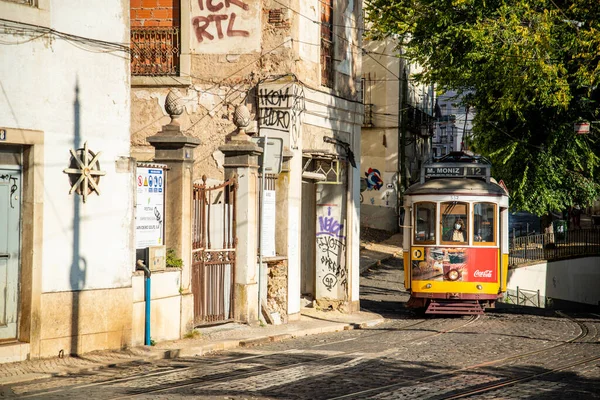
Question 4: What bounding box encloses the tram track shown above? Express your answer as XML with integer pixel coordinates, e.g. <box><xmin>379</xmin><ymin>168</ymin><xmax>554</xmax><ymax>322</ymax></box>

<box><xmin>435</xmin><ymin>353</ymin><xmax>600</xmax><ymax>400</ymax></box>
<box><xmin>429</xmin><ymin>312</ymin><xmax>598</xmax><ymax>400</ymax></box>
<box><xmin>14</xmin><ymin>316</ymin><xmax>481</xmax><ymax>399</ymax></box>
<box><xmin>327</xmin><ymin>312</ymin><xmax>596</xmax><ymax>400</ymax></box>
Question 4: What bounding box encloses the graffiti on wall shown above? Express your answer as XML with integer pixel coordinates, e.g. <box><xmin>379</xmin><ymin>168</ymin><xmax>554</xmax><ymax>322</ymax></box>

<box><xmin>316</xmin><ymin>206</ymin><xmax>347</xmax><ymax>292</ymax></box>
<box><xmin>191</xmin><ymin>0</ymin><xmax>259</xmax><ymax>53</ymax></box>
<box><xmin>258</xmin><ymin>85</ymin><xmax>305</xmax><ymax>149</ymax></box>
<box><xmin>365</xmin><ymin>168</ymin><xmax>383</xmax><ymax>190</ymax></box>
<box><xmin>360</xmin><ymin>170</ymin><xmax>397</xmax><ymax>208</ymax></box>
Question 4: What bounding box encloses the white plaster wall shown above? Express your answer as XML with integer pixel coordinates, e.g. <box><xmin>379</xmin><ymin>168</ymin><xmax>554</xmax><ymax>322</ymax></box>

<box><xmin>507</xmin><ymin>257</ymin><xmax>600</xmax><ymax>306</ymax></box>
<box><xmin>189</xmin><ymin>0</ymin><xmax>261</xmax><ymax>54</ymax></box>
<box><xmin>298</xmin><ymin>0</ymin><xmax>319</xmax><ymax>63</ymax></box>
<box><xmin>0</xmin><ymin>0</ymin><xmax>133</xmax><ymax>293</ymax></box>
<box><xmin>361</xmin><ymin>38</ymin><xmax>401</xmax><ymax>128</ymax></box>
<box><xmin>506</xmin><ymin>263</ymin><xmax>548</xmax><ymax>298</ymax></box>
<box><xmin>546</xmin><ymin>257</ymin><xmax>600</xmax><ymax>305</ymax></box>
<box><xmin>300</xmin><ymin>87</ymin><xmax>362</xmax><ymax>306</ymax></box>
<box><xmin>132</xmin><ymin>271</ymin><xmax>182</xmax><ymax>344</ymax></box>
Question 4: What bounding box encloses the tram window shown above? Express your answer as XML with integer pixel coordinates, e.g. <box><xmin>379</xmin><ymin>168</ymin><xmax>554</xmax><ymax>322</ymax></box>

<box><xmin>414</xmin><ymin>202</ymin><xmax>436</xmax><ymax>243</ymax></box>
<box><xmin>474</xmin><ymin>203</ymin><xmax>496</xmax><ymax>244</ymax></box>
<box><xmin>441</xmin><ymin>202</ymin><xmax>468</xmax><ymax>244</ymax></box>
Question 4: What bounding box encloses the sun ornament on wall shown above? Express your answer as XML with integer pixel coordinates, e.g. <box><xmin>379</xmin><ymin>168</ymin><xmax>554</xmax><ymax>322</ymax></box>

<box><xmin>63</xmin><ymin>141</ymin><xmax>106</xmax><ymax>203</ymax></box>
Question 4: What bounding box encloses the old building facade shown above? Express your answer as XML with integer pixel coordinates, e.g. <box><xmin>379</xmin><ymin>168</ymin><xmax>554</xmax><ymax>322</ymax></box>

<box><xmin>0</xmin><ymin>0</ymin><xmax>134</xmax><ymax>361</ymax></box>
<box><xmin>360</xmin><ymin>37</ymin><xmax>436</xmax><ymax>232</ymax></box>
<box><xmin>130</xmin><ymin>0</ymin><xmax>363</xmax><ymax>339</ymax></box>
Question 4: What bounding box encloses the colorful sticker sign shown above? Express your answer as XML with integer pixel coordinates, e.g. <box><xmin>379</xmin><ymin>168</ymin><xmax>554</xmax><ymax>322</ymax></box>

<box><xmin>135</xmin><ymin>167</ymin><xmax>165</xmax><ymax>249</ymax></box>
<box><xmin>411</xmin><ymin>247</ymin><xmax>497</xmax><ymax>282</ymax></box>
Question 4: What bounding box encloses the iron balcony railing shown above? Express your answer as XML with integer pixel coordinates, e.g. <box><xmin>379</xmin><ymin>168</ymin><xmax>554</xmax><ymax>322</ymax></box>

<box><xmin>509</xmin><ymin>228</ymin><xmax>600</xmax><ymax>266</ymax></box>
<box><xmin>131</xmin><ymin>27</ymin><xmax>180</xmax><ymax>76</ymax></box>
<box><xmin>405</xmin><ymin>104</ymin><xmax>435</xmax><ymax>135</ymax></box>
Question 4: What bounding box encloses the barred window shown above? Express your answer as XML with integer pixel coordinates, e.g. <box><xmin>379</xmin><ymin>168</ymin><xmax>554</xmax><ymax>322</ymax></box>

<box><xmin>130</xmin><ymin>1</ymin><xmax>181</xmax><ymax>76</ymax></box>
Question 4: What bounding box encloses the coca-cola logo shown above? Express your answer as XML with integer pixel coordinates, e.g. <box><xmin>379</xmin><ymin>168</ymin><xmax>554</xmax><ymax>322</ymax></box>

<box><xmin>474</xmin><ymin>269</ymin><xmax>493</xmax><ymax>278</ymax></box>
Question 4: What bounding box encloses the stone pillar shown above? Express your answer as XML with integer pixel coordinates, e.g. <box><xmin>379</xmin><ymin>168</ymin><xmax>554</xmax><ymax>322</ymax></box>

<box><xmin>258</xmin><ymin>81</ymin><xmax>304</xmax><ymax>320</ymax></box>
<box><xmin>147</xmin><ymin>90</ymin><xmax>200</xmax><ymax>335</ymax></box>
<box><xmin>219</xmin><ymin>105</ymin><xmax>263</xmax><ymax>324</ymax></box>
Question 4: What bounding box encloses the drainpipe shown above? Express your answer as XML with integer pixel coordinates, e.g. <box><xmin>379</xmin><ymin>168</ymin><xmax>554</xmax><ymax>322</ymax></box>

<box><xmin>136</xmin><ymin>259</ymin><xmax>151</xmax><ymax>346</ymax></box>
<box><xmin>258</xmin><ymin>134</ymin><xmax>269</xmax><ymax>323</ymax></box>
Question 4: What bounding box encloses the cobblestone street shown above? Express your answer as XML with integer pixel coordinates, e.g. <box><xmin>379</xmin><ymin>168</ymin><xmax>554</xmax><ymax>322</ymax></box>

<box><xmin>2</xmin><ymin>256</ymin><xmax>599</xmax><ymax>399</ymax></box>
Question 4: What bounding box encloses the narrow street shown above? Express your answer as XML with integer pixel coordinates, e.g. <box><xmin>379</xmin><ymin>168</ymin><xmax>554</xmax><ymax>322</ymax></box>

<box><xmin>2</xmin><ymin>256</ymin><xmax>599</xmax><ymax>399</ymax></box>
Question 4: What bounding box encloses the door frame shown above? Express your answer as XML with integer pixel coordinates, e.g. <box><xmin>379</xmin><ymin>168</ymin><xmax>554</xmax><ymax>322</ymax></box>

<box><xmin>0</xmin><ymin>128</ymin><xmax>44</xmax><ymax>358</ymax></box>
<box><xmin>0</xmin><ymin>163</ymin><xmax>22</xmax><ymax>340</ymax></box>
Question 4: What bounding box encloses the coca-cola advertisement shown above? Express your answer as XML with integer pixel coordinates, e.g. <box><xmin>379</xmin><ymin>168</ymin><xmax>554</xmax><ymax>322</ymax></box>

<box><xmin>412</xmin><ymin>247</ymin><xmax>497</xmax><ymax>282</ymax></box>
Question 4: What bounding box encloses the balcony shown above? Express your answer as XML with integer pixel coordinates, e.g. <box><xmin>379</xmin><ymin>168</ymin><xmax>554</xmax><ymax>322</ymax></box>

<box><xmin>405</xmin><ymin>104</ymin><xmax>435</xmax><ymax>136</ymax></box>
<box><xmin>131</xmin><ymin>27</ymin><xmax>180</xmax><ymax>76</ymax></box>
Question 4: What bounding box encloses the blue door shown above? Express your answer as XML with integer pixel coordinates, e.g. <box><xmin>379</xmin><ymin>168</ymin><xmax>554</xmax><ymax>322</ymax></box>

<box><xmin>0</xmin><ymin>165</ymin><xmax>21</xmax><ymax>340</ymax></box>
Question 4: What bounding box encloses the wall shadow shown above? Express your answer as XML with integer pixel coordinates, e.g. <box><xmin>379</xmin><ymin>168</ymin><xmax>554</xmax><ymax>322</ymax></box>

<box><xmin>70</xmin><ymin>80</ymin><xmax>87</xmax><ymax>356</ymax></box>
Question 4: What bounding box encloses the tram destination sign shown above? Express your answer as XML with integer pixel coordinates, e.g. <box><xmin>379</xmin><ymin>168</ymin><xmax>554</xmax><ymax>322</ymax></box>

<box><xmin>424</xmin><ymin>165</ymin><xmax>488</xmax><ymax>179</ymax></box>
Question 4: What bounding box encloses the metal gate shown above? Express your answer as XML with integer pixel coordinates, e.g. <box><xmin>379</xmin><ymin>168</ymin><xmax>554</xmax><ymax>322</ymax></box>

<box><xmin>192</xmin><ymin>175</ymin><xmax>237</xmax><ymax>325</ymax></box>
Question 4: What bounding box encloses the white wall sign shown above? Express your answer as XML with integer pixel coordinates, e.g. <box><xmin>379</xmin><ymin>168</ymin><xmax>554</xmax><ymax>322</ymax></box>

<box><xmin>190</xmin><ymin>0</ymin><xmax>261</xmax><ymax>54</ymax></box>
<box><xmin>135</xmin><ymin>167</ymin><xmax>165</xmax><ymax>249</ymax></box>
<box><xmin>261</xmin><ymin>189</ymin><xmax>276</xmax><ymax>257</ymax></box>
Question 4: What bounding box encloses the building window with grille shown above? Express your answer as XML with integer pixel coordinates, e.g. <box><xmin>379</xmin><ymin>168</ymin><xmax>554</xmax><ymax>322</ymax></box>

<box><xmin>320</xmin><ymin>0</ymin><xmax>333</xmax><ymax>88</ymax></box>
<box><xmin>3</xmin><ymin>0</ymin><xmax>35</xmax><ymax>5</ymax></box>
<box><xmin>130</xmin><ymin>0</ymin><xmax>181</xmax><ymax>77</ymax></box>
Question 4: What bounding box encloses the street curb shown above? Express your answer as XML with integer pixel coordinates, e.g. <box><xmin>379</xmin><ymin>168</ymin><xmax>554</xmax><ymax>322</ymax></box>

<box><xmin>0</xmin><ymin>318</ymin><xmax>386</xmax><ymax>386</ymax></box>
<box><xmin>0</xmin><ymin>373</ymin><xmax>52</xmax><ymax>385</ymax></box>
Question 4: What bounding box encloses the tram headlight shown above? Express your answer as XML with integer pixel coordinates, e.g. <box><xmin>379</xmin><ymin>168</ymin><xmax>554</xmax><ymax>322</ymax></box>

<box><xmin>476</xmin><ymin>285</ymin><xmax>483</xmax><ymax>290</ymax></box>
<box><xmin>447</xmin><ymin>269</ymin><xmax>460</xmax><ymax>281</ymax></box>
<box><xmin>425</xmin><ymin>283</ymin><xmax>432</xmax><ymax>289</ymax></box>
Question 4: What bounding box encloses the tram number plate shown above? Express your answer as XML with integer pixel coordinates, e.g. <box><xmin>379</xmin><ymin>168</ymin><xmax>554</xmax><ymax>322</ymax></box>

<box><xmin>466</xmin><ymin>167</ymin><xmax>486</xmax><ymax>176</ymax></box>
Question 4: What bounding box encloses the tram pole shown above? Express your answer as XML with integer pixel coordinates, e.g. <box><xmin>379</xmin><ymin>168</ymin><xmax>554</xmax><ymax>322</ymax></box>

<box><xmin>400</xmin><ymin>70</ymin><xmax>408</xmax><ymax>205</ymax></box>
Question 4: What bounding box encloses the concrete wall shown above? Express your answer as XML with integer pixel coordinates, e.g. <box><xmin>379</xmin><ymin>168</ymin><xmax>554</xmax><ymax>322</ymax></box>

<box><xmin>506</xmin><ymin>257</ymin><xmax>600</xmax><ymax>306</ymax></box>
<box><xmin>132</xmin><ymin>270</ymin><xmax>185</xmax><ymax>345</ymax></box>
<box><xmin>361</xmin><ymin>126</ymin><xmax>398</xmax><ymax>231</ymax></box>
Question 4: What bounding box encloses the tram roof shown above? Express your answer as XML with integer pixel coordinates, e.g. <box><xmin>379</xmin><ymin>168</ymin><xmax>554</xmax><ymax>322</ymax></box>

<box><xmin>404</xmin><ymin>177</ymin><xmax>508</xmax><ymax>197</ymax></box>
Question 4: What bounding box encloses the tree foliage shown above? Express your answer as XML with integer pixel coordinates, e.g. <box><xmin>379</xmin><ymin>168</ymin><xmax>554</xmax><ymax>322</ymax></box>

<box><xmin>366</xmin><ymin>0</ymin><xmax>600</xmax><ymax>215</ymax></box>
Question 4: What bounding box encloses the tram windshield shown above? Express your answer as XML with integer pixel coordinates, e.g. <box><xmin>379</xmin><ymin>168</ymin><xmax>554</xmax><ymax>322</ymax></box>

<box><xmin>441</xmin><ymin>202</ymin><xmax>468</xmax><ymax>244</ymax></box>
<box><xmin>473</xmin><ymin>202</ymin><xmax>495</xmax><ymax>243</ymax></box>
<box><xmin>414</xmin><ymin>202</ymin><xmax>436</xmax><ymax>243</ymax></box>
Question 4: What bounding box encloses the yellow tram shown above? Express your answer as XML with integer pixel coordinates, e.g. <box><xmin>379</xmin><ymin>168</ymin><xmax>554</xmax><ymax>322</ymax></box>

<box><xmin>402</xmin><ymin>152</ymin><xmax>509</xmax><ymax>314</ymax></box>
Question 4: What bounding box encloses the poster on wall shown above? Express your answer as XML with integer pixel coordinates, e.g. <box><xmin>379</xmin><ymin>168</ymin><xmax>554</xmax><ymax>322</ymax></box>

<box><xmin>135</xmin><ymin>167</ymin><xmax>165</xmax><ymax>249</ymax></box>
<box><xmin>411</xmin><ymin>247</ymin><xmax>498</xmax><ymax>282</ymax></box>
<box><xmin>261</xmin><ymin>189</ymin><xmax>276</xmax><ymax>257</ymax></box>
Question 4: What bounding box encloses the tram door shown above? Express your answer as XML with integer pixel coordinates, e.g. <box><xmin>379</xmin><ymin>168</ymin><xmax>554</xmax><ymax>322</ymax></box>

<box><xmin>0</xmin><ymin>157</ymin><xmax>21</xmax><ymax>340</ymax></box>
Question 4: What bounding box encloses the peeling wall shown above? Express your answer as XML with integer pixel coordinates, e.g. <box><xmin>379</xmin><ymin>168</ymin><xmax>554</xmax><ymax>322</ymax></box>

<box><xmin>131</xmin><ymin>0</ymin><xmax>363</xmax><ymax>181</ymax></box>
<box><xmin>266</xmin><ymin>258</ymin><xmax>288</xmax><ymax>323</ymax></box>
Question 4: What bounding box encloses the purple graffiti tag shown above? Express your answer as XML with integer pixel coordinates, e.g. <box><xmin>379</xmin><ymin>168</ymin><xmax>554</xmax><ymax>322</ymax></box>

<box><xmin>317</xmin><ymin>215</ymin><xmax>345</xmax><ymax>238</ymax></box>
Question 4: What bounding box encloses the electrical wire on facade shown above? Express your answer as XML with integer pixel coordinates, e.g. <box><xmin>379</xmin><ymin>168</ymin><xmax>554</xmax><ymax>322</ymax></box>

<box><xmin>0</xmin><ymin>18</ymin><xmax>130</xmax><ymax>55</ymax></box>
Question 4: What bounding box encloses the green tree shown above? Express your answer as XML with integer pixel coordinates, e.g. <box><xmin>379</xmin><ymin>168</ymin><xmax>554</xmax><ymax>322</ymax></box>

<box><xmin>366</xmin><ymin>0</ymin><xmax>600</xmax><ymax>216</ymax></box>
